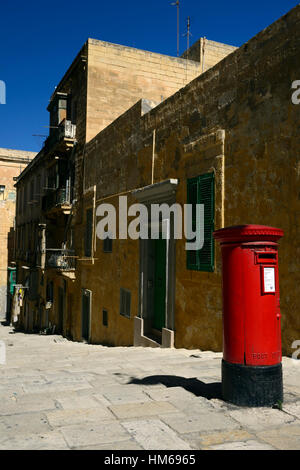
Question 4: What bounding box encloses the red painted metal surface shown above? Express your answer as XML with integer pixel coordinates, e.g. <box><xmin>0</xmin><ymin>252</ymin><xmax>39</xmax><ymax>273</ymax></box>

<box><xmin>213</xmin><ymin>225</ymin><xmax>284</xmax><ymax>367</ymax></box>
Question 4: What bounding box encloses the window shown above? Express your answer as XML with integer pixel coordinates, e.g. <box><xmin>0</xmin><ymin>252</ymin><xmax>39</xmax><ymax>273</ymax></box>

<box><xmin>46</xmin><ymin>280</ymin><xmax>54</xmax><ymax>303</ymax></box>
<box><xmin>23</xmin><ymin>185</ymin><xmax>27</xmax><ymax>213</ymax></box>
<box><xmin>19</xmin><ymin>187</ymin><xmax>23</xmax><ymax>214</ymax></box>
<box><xmin>47</xmin><ymin>165</ymin><xmax>58</xmax><ymax>190</ymax></box>
<box><xmin>103</xmin><ymin>236</ymin><xmax>112</xmax><ymax>253</ymax></box>
<box><xmin>28</xmin><ymin>270</ymin><xmax>38</xmax><ymax>301</ymax></box>
<box><xmin>120</xmin><ymin>288</ymin><xmax>131</xmax><ymax>318</ymax></box>
<box><xmin>36</xmin><ymin>175</ymin><xmax>41</xmax><ymax>203</ymax></box>
<box><xmin>102</xmin><ymin>309</ymin><xmax>108</xmax><ymax>327</ymax></box>
<box><xmin>30</xmin><ymin>179</ymin><xmax>34</xmax><ymax>202</ymax></box>
<box><xmin>71</xmin><ymin>100</ymin><xmax>77</xmax><ymax>124</ymax></box>
<box><xmin>187</xmin><ymin>172</ymin><xmax>215</xmax><ymax>272</ymax></box>
<box><xmin>21</xmin><ymin>226</ymin><xmax>24</xmax><ymax>252</ymax></box>
<box><xmin>84</xmin><ymin>208</ymin><xmax>93</xmax><ymax>257</ymax></box>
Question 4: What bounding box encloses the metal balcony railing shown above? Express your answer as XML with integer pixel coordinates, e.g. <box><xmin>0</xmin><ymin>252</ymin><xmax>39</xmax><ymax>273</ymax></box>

<box><xmin>44</xmin><ymin>119</ymin><xmax>76</xmax><ymax>152</ymax></box>
<box><xmin>46</xmin><ymin>249</ymin><xmax>76</xmax><ymax>270</ymax></box>
<box><xmin>42</xmin><ymin>187</ymin><xmax>71</xmax><ymax>213</ymax></box>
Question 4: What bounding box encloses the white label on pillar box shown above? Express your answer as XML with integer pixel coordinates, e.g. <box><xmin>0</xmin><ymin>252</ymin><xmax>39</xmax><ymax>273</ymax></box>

<box><xmin>264</xmin><ymin>267</ymin><xmax>275</xmax><ymax>293</ymax></box>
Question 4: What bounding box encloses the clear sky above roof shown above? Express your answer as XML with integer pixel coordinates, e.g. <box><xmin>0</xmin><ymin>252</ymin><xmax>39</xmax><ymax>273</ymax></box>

<box><xmin>0</xmin><ymin>0</ymin><xmax>298</xmax><ymax>152</ymax></box>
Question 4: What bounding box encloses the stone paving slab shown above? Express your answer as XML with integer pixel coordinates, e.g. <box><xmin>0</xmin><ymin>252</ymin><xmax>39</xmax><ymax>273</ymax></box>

<box><xmin>0</xmin><ymin>324</ymin><xmax>300</xmax><ymax>450</ymax></box>
<box><xmin>282</xmin><ymin>401</ymin><xmax>300</xmax><ymax>419</ymax></box>
<box><xmin>0</xmin><ymin>395</ymin><xmax>58</xmax><ymax>416</ymax></box>
<box><xmin>109</xmin><ymin>401</ymin><xmax>178</xmax><ymax>420</ymax></box>
<box><xmin>46</xmin><ymin>407</ymin><xmax>116</xmax><ymax>428</ymax></box>
<box><xmin>0</xmin><ymin>412</ymin><xmax>51</xmax><ymax>440</ymax></box>
<box><xmin>209</xmin><ymin>440</ymin><xmax>276</xmax><ymax>450</ymax></box>
<box><xmin>181</xmin><ymin>429</ymin><xmax>254</xmax><ymax>449</ymax></box>
<box><xmin>75</xmin><ymin>439</ymin><xmax>144</xmax><ymax>450</ymax></box>
<box><xmin>55</xmin><ymin>395</ymin><xmax>105</xmax><ymax>410</ymax></box>
<box><xmin>122</xmin><ymin>419</ymin><xmax>192</xmax><ymax>450</ymax></box>
<box><xmin>143</xmin><ymin>386</ymin><xmax>196</xmax><ymax>402</ymax></box>
<box><xmin>100</xmin><ymin>385</ymin><xmax>153</xmax><ymax>405</ymax></box>
<box><xmin>160</xmin><ymin>409</ymin><xmax>240</xmax><ymax>434</ymax></box>
<box><xmin>0</xmin><ymin>430</ymin><xmax>69</xmax><ymax>450</ymax></box>
<box><xmin>60</xmin><ymin>422</ymin><xmax>130</xmax><ymax>448</ymax></box>
<box><xmin>227</xmin><ymin>407</ymin><xmax>296</xmax><ymax>431</ymax></box>
<box><xmin>255</xmin><ymin>424</ymin><xmax>300</xmax><ymax>450</ymax></box>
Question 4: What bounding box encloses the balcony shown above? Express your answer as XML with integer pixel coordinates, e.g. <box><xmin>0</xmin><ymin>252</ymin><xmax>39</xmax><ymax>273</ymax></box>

<box><xmin>43</xmin><ymin>119</ymin><xmax>76</xmax><ymax>154</ymax></box>
<box><xmin>46</xmin><ymin>249</ymin><xmax>76</xmax><ymax>273</ymax></box>
<box><xmin>16</xmin><ymin>250</ymin><xmax>37</xmax><ymax>266</ymax></box>
<box><xmin>42</xmin><ymin>187</ymin><xmax>72</xmax><ymax>217</ymax></box>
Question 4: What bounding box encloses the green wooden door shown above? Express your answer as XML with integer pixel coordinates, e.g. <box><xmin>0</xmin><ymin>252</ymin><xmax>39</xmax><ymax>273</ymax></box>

<box><xmin>153</xmin><ymin>238</ymin><xmax>166</xmax><ymax>331</ymax></box>
<box><xmin>9</xmin><ymin>268</ymin><xmax>16</xmax><ymax>295</ymax></box>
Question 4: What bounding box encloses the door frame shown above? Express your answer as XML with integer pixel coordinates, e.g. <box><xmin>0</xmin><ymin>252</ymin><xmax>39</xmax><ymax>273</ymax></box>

<box><xmin>81</xmin><ymin>288</ymin><xmax>92</xmax><ymax>342</ymax></box>
<box><xmin>134</xmin><ymin>180</ymin><xmax>178</xmax><ymax>344</ymax></box>
<box><xmin>58</xmin><ymin>286</ymin><xmax>64</xmax><ymax>334</ymax></box>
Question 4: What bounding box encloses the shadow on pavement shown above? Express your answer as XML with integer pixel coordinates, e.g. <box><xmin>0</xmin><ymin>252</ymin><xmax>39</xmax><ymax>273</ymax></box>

<box><xmin>128</xmin><ymin>375</ymin><xmax>222</xmax><ymax>400</ymax></box>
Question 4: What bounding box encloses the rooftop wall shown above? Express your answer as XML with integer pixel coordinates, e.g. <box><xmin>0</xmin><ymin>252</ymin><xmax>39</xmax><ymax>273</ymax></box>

<box><xmin>86</xmin><ymin>38</ymin><xmax>202</xmax><ymax>141</ymax></box>
<box><xmin>181</xmin><ymin>38</ymin><xmax>237</xmax><ymax>72</ymax></box>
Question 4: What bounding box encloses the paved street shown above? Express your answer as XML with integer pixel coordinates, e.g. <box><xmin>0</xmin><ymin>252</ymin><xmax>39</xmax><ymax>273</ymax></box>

<box><xmin>0</xmin><ymin>323</ymin><xmax>299</xmax><ymax>450</ymax></box>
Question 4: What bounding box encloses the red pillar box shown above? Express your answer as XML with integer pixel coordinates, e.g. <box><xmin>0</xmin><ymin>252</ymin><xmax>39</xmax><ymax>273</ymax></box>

<box><xmin>213</xmin><ymin>225</ymin><xmax>284</xmax><ymax>407</ymax></box>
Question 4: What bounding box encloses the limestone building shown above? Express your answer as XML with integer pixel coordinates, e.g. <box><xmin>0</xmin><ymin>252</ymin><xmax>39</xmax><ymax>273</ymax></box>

<box><xmin>14</xmin><ymin>4</ymin><xmax>300</xmax><ymax>356</ymax></box>
<box><xmin>0</xmin><ymin>148</ymin><xmax>35</xmax><ymax>321</ymax></box>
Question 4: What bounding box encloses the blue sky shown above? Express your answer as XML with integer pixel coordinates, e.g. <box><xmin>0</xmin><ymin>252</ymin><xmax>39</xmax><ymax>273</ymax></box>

<box><xmin>0</xmin><ymin>0</ymin><xmax>298</xmax><ymax>152</ymax></box>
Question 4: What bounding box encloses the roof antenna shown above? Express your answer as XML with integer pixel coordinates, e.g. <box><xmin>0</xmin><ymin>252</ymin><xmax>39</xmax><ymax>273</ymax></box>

<box><xmin>183</xmin><ymin>16</ymin><xmax>192</xmax><ymax>58</ymax></box>
<box><xmin>171</xmin><ymin>0</ymin><xmax>180</xmax><ymax>57</ymax></box>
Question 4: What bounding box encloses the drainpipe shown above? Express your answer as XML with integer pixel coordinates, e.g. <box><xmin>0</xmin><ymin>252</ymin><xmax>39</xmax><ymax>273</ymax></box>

<box><xmin>92</xmin><ymin>184</ymin><xmax>96</xmax><ymax>264</ymax></box>
<box><xmin>151</xmin><ymin>129</ymin><xmax>156</xmax><ymax>185</ymax></box>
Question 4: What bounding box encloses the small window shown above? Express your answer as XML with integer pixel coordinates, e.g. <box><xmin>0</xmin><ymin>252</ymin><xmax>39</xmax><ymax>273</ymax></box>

<box><xmin>102</xmin><ymin>309</ymin><xmax>108</xmax><ymax>327</ymax></box>
<box><xmin>120</xmin><ymin>288</ymin><xmax>131</xmax><ymax>318</ymax></box>
<box><xmin>19</xmin><ymin>187</ymin><xmax>24</xmax><ymax>214</ymax></box>
<box><xmin>30</xmin><ymin>180</ymin><xmax>34</xmax><ymax>202</ymax></box>
<box><xmin>36</xmin><ymin>175</ymin><xmax>41</xmax><ymax>202</ymax></box>
<box><xmin>23</xmin><ymin>185</ymin><xmax>27</xmax><ymax>212</ymax></box>
<box><xmin>46</xmin><ymin>280</ymin><xmax>54</xmax><ymax>303</ymax></box>
<box><xmin>103</xmin><ymin>236</ymin><xmax>112</xmax><ymax>253</ymax></box>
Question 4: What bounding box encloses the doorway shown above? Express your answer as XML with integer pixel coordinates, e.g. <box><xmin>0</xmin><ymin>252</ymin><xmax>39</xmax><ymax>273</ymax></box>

<box><xmin>152</xmin><ymin>237</ymin><xmax>167</xmax><ymax>332</ymax></box>
<box><xmin>134</xmin><ymin>179</ymin><xmax>178</xmax><ymax>347</ymax></box>
<box><xmin>58</xmin><ymin>287</ymin><xmax>64</xmax><ymax>334</ymax></box>
<box><xmin>82</xmin><ymin>289</ymin><xmax>91</xmax><ymax>342</ymax></box>
<box><xmin>140</xmin><ymin>222</ymin><xmax>175</xmax><ymax>344</ymax></box>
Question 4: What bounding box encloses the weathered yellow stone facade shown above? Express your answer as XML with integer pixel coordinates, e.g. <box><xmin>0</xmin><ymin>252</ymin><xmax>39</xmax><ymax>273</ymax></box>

<box><xmin>80</xmin><ymin>5</ymin><xmax>300</xmax><ymax>355</ymax></box>
<box><xmin>14</xmin><ymin>4</ymin><xmax>300</xmax><ymax>357</ymax></box>
<box><xmin>0</xmin><ymin>149</ymin><xmax>35</xmax><ymax>321</ymax></box>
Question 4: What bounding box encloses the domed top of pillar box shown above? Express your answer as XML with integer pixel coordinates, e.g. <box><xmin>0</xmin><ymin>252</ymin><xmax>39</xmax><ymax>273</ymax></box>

<box><xmin>213</xmin><ymin>225</ymin><xmax>284</xmax><ymax>244</ymax></box>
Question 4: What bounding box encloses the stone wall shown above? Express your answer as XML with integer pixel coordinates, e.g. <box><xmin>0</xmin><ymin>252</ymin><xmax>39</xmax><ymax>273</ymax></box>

<box><xmin>181</xmin><ymin>38</ymin><xmax>237</xmax><ymax>72</ymax></box>
<box><xmin>80</xmin><ymin>4</ymin><xmax>300</xmax><ymax>354</ymax></box>
<box><xmin>86</xmin><ymin>39</ymin><xmax>202</xmax><ymax>142</ymax></box>
<box><xmin>0</xmin><ymin>149</ymin><xmax>35</xmax><ymax>320</ymax></box>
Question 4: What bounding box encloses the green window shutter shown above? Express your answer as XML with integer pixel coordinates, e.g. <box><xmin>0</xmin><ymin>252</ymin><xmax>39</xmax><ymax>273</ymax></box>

<box><xmin>84</xmin><ymin>208</ymin><xmax>93</xmax><ymax>257</ymax></box>
<box><xmin>198</xmin><ymin>173</ymin><xmax>215</xmax><ymax>272</ymax></box>
<box><xmin>186</xmin><ymin>172</ymin><xmax>215</xmax><ymax>272</ymax></box>
<box><xmin>186</xmin><ymin>177</ymin><xmax>199</xmax><ymax>270</ymax></box>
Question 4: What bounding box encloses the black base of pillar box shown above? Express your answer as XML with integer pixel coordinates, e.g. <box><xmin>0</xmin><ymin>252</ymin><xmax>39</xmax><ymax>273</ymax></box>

<box><xmin>222</xmin><ymin>359</ymin><xmax>283</xmax><ymax>407</ymax></box>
